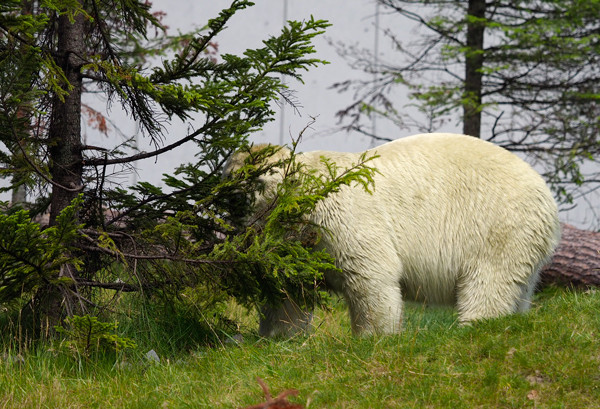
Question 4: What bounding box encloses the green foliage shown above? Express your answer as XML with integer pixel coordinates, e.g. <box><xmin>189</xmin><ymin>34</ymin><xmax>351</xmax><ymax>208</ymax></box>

<box><xmin>0</xmin><ymin>0</ymin><xmax>336</xmax><ymax>334</ymax></box>
<box><xmin>0</xmin><ymin>196</ymin><xmax>83</xmax><ymax>306</ymax></box>
<box><xmin>55</xmin><ymin>314</ymin><xmax>136</xmax><ymax>357</ymax></box>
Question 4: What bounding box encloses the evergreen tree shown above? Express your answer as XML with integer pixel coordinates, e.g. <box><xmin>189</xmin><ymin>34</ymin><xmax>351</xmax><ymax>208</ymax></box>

<box><xmin>0</xmin><ymin>0</ymin><xmax>372</xmax><ymax>337</ymax></box>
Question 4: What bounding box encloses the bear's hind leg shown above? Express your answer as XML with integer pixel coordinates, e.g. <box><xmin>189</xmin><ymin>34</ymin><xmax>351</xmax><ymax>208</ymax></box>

<box><xmin>455</xmin><ymin>262</ymin><xmax>535</xmax><ymax>324</ymax></box>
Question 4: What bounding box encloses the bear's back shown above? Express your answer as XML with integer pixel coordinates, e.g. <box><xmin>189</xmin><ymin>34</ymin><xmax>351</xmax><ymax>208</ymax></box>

<box><xmin>364</xmin><ymin>133</ymin><xmax>552</xmax><ymax>205</ymax></box>
<box><xmin>370</xmin><ymin>133</ymin><xmax>538</xmax><ymax>183</ymax></box>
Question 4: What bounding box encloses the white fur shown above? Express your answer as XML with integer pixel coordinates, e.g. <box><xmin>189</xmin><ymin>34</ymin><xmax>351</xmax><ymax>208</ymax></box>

<box><xmin>227</xmin><ymin>133</ymin><xmax>561</xmax><ymax>336</ymax></box>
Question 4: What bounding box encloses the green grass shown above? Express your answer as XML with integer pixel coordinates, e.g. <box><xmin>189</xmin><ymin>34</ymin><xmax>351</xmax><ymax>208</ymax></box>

<box><xmin>1</xmin><ymin>287</ymin><xmax>599</xmax><ymax>408</ymax></box>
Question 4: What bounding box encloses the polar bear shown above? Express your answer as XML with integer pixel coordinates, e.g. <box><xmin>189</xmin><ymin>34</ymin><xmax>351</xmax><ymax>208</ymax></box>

<box><xmin>224</xmin><ymin>133</ymin><xmax>560</xmax><ymax>336</ymax></box>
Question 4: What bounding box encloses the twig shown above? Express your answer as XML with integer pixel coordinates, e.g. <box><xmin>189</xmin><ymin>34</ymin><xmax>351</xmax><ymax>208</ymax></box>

<box><xmin>78</xmin><ymin>242</ymin><xmax>234</xmax><ymax>264</ymax></box>
<box><xmin>83</xmin><ymin>116</ymin><xmax>220</xmax><ymax>166</ymax></box>
<box><xmin>73</xmin><ymin>278</ymin><xmax>141</xmax><ymax>292</ymax></box>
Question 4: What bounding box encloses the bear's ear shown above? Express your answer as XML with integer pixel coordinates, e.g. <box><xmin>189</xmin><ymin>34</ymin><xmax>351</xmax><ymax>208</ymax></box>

<box><xmin>245</xmin><ymin>144</ymin><xmax>292</xmax><ymax>167</ymax></box>
<box><xmin>223</xmin><ymin>144</ymin><xmax>288</xmax><ymax>178</ymax></box>
<box><xmin>246</xmin><ymin>143</ymin><xmax>273</xmax><ymax>164</ymax></box>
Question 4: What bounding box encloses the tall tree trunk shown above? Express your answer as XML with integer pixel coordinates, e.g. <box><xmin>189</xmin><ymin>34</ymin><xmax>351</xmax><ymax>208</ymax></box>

<box><xmin>48</xmin><ymin>10</ymin><xmax>85</xmax><ymax>225</ymax></box>
<box><xmin>463</xmin><ymin>0</ymin><xmax>486</xmax><ymax>138</ymax></box>
<box><xmin>35</xmin><ymin>7</ymin><xmax>86</xmax><ymax>333</ymax></box>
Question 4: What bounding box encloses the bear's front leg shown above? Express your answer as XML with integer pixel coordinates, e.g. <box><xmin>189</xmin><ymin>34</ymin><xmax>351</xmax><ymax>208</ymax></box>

<box><xmin>258</xmin><ymin>297</ymin><xmax>313</xmax><ymax>337</ymax></box>
<box><xmin>343</xmin><ymin>278</ymin><xmax>403</xmax><ymax>335</ymax></box>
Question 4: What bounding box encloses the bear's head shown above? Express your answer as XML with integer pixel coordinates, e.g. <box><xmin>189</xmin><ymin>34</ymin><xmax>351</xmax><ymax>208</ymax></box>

<box><xmin>222</xmin><ymin>144</ymin><xmax>292</xmax><ymax>223</ymax></box>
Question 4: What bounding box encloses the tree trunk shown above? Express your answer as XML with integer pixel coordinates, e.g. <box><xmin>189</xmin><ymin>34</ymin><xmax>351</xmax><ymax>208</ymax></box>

<box><xmin>48</xmin><ymin>10</ymin><xmax>85</xmax><ymax>225</ymax></box>
<box><xmin>463</xmin><ymin>0</ymin><xmax>486</xmax><ymax>138</ymax></box>
<box><xmin>540</xmin><ymin>223</ymin><xmax>600</xmax><ymax>288</ymax></box>
<box><xmin>36</xmin><ymin>6</ymin><xmax>86</xmax><ymax>333</ymax></box>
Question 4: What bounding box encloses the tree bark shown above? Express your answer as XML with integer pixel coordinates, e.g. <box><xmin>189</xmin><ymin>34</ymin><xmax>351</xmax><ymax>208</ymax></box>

<box><xmin>463</xmin><ymin>0</ymin><xmax>486</xmax><ymax>138</ymax></box>
<box><xmin>48</xmin><ymin>10</ymin><xmax>85</xmax><ymax>225</ymax></box>
<box><xmin>540</xmin><ymin>223</ymin><xmax>600</xmax><ymax>288</ymax></box>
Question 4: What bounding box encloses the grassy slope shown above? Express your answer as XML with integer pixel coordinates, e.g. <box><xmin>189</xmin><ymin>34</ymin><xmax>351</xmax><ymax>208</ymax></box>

<box><xmin>1</xmin><ymin>287</ymin><xmax>599</xmax><ymax>408</ymax></box>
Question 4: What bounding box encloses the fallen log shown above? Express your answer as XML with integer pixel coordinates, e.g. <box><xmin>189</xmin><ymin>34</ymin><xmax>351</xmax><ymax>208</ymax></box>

<box><xmin>540</xmin><ymin>223</ymin><xmax>600</xmax><ymax>288</ymax></box>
